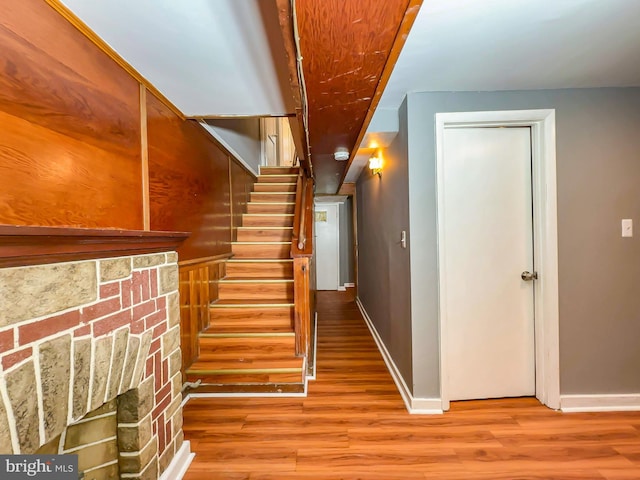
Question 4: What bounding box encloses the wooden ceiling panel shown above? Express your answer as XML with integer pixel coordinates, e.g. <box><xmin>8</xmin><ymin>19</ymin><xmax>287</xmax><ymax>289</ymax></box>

<box><xmin>296</xmin><ymin>0</ymin><xmax>412</xmax><ymax>193</ymax></box>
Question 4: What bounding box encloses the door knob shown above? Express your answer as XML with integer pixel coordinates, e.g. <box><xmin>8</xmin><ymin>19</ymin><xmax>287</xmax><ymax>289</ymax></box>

<box><xmin>521</xmin><ymin>271</ymin><xmax>538</xmax><ymax>281</ymax></box>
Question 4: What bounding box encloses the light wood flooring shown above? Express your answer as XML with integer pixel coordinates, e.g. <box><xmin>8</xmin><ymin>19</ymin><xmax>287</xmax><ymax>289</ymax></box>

<box><xmin>182</xmin><ymin>290</ymin><xmax>640</xmax><ymax>479</ymax></box>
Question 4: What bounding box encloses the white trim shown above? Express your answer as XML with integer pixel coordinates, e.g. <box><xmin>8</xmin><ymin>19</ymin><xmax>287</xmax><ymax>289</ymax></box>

<box><xmin>337</xmin><ymin>286</ymin><xmax>346</xmax><ymax>291</ymax></box>
<box><xmin>356</xmin><ymin>298</ymin><xmax>442</xmax><ymax>414</ymax></box>
<box><xmin>199</xmin><ymin>121</ymin><xmax>259</xmax><ymax>177</ymax></box>
<box><xmin>435</xmin><ymin>109</ymin><xmax>560</xmax><ymax>412</ymax></box>
<box><xmin>344</xmin><ymin>282</ymin><xmax>355</xmax><ymax>288</ymax></box>
<box><xmin>158</xmin><ymin>440</ymin><xmax>195</xmax><ymax>480</ymax></box>
<box><xmin>560</xmin><ymin>394</ymin><xmax>640</xmax><ymax>412</ymax></box>
<box><xmin>307</xmin><ymin>312</ymin><xmax>318</xmax><ymax>381</ymax></box>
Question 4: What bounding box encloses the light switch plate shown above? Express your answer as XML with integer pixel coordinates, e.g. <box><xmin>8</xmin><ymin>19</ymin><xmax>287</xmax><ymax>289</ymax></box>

<box><xmin>622</xmin><ymin>219</ymin><xmax>633</xmax><ymax>237</ymax></box>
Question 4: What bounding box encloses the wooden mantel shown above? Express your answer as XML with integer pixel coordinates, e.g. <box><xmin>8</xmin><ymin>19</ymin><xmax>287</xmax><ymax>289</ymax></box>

<box><xmin>0</xmin><ymin>225</ymin><xmax>190</xmax><ymax>268</ymax></box>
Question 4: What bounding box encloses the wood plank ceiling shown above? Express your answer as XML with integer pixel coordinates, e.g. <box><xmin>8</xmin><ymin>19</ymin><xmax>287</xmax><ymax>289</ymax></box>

<box><xmin>296</xmin><ymin>0</ymin><xmax>420</xmax><ymax>193</ymax></box>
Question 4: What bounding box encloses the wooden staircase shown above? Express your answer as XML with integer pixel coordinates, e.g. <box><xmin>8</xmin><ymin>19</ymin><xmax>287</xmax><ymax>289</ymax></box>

<box><xmin>185</xmin><ymin>166</ymin><xmax>307</xmax><ymax>394</ymax></box>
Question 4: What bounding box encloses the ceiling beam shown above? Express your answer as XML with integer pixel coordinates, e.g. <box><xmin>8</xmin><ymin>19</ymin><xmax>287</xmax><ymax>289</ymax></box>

<box><xmin>338</xmin><ymin>0</ymin><xmax>422</xmax><ymax>190</ymax></box>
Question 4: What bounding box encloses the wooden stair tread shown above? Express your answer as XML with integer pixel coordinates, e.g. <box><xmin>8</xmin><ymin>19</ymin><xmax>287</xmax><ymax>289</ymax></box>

<box><xmin>237</xmin><ymin>226</ymin><xmax>293</xmax><ymax>230</ymax></box>
<box><xmin>227</xmin><ymin>258</ymin><xmax>293</xmax><ymax>262</ymax></box>
<box><xmin>242</xmin><ymin>214</ymin><xmax>294</xmax><ymax>217</ymax></box>
<box><xmin>210</xmin><ymin>299</ymin><xmax>294</xmax><ymax>306</ymax></box>
<box><xmin>219</xmin><ymin>277</ymin><xmax>293</xmax><ymax>283</ymax></box>
<box><xmin>187</xmin><ymin>356</ymin><xmax>303</xmax><ymax>371</ymax></box>
<box><xmin>231</xmin><ymin>241</ymin><xmax>290</xmax><ymax>244</ymax></box>
<box><xmin>200</xmin><ymin>331</ymin><xmax>295</xmax><ymax>337</ymax></box>
<box><xmin>205</xmin><ymin>324</ymin><xmax>293</xmax><ymax>334</ymax></box>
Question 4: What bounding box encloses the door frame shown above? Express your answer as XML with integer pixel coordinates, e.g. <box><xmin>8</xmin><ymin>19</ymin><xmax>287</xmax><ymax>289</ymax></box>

<box><xmin>314</xmin><ymin>201</ymin><xmax>341</xmax><ymax>290</ymax></box>
<box><xmin>435</xmin><ymin>109</ymin><xmax>559</xmax><ymax>411</ymax></box>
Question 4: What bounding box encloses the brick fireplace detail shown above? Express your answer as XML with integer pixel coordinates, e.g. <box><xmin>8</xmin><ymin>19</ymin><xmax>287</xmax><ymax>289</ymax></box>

<box><xmin>0</xmin><ymin>252</ymin><xmax>186</xmax><ymax>479</ymax></box>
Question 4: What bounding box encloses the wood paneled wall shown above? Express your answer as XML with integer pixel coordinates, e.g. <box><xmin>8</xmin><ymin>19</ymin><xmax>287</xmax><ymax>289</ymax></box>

<box><xmin>230</xmin><ymin>158</ymin><xmax>254</xmax><ymax>240</ymax></box>
<box><xmin>179</xmin><ymin>258</ymin><xmax>226</xmax><ymax>371</ymax></box>
<box><xmin>147</xmin><ymin>93</ymin><xmax>233</xmax><ymax>260</ymax></box>
<box><xmin>0</xmin><ymin>0</ymin><xmax>257</xmax><ymax>258</ymax></box>
<box><xmin>0</xmin><ymin>1</ymin><xmax>259</xmax><ymax>372</ymax></box>
<box><xmin>0</xmin><ymin>0</ymin><xmax>143</xmax><ymax>229</ymax></box>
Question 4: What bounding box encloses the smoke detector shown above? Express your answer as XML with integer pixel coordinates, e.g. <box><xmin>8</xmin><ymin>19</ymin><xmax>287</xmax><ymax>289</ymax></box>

<box><xmin>333</xmin><ymin>147</ymin><xmax>349</xmax><ymax>161</ymax></box>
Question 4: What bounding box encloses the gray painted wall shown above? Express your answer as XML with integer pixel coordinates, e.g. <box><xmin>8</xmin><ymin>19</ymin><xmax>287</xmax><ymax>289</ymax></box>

<box><xmin>357</xmin><ymin>87</ymin><xmax>640</xmax><ymax>399</ymax></box>
<box><xmin>339</xmin><ymin>198</ymin><xmax>355</xmax><ymax>286</ymax></box>
<box><xmin>357</xmin><ymin>99</ymin><xmax>413</xmax><ymax>389</ymax></box>
<box><xmin>204</xmin><ymin>118</ymin><xmax>261</xmax><ymax>174</ymax></box>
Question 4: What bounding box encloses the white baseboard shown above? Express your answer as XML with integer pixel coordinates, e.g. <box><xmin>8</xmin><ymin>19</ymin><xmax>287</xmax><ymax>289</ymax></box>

<box><xmin>345</xmin><ymin>283</ymin><xmax>355</xmax><ymax>288</ymax></box>
<box><xmin>159</xmin><ymin>440</ymin><xmax>195</xmax><ymax>480</ymax></box>
<box><xmin>355</xmin><ymin>297</ymin><xmax>442</xmax><ymax>414</ymax></box>
<box><xmin>337</xmin><ymin>286</ymin><xmax>346</xmax><ymax>291</ymax></box>
<box><xmin>560</xmin><ymin>394</ymin><xmax>640</xmax><ymax>412</ymax></box>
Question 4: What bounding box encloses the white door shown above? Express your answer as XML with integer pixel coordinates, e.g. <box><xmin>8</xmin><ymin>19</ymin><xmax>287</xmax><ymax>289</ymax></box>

<box><xmin>315</xmin><ymin>203</ymin><xmax>340</xmax><ymax>290</ymax></box>
<box><xmin>441</xmin><ymin>127</ymin><xmax>535</xmax><ymax>401</ymax></box>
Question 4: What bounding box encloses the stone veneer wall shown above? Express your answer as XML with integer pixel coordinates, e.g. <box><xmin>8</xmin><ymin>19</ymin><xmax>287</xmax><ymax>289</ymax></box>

<box><xmin>0</xmin><ymin>252</ymin><xmax>184</xmax><ymax>480</ymax></box>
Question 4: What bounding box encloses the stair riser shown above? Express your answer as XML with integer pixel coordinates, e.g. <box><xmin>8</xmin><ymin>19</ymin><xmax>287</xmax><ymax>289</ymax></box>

<box><xmin>232</xmin><ymin>243</ymin><xmax>290</xmax><ymax>258</ymax></box>
<box><xmin>198</xmin><ymin>339</ymin><xmax>296</xmax><ymax>357</ymax></box>
<box><xmin>247</xmin><ymin>203</ymin><xmax>295</xmax><ymax>214</ymax></box>
<box><xmin>225</xmin><ymin>262</ymin><xmax>293</xmax><ymax>278</ymax></box>
<box><xmin>183</xmin><ymin>383</ymin><xmax>305</xmax><ymax>394</ymax></box>
<box><xmin>185</xmin><ymin>372</ymin><xmax>304</xmax><ymax>384</ymax></box>
<box><xmin>210</xmin><ymin>306</ymin><xmax>294</xmax><ymax>325</ymax></box>
<box><xmin>236</xmin><ymin>229</ymin><xmax>292</xmax><ymax>242</ymax></box>
<box><xmin>257</xmin><ymin>175</ymin><xmax>298</xmax><ymax>183</ymax></box>
<box><xmin>250</xmin><ymin>193</ymin><xmax>296</xmax><ymax>203</ymax></box>
<box><xmin>242</xmin><ymin>215</ymin><xmax>294</xmax><ymax>227</ymax></box>
<box><xmin>260</xmin><ymin>167</ymin><xmax>299</xmax><ymax>175</ymax></box>
<box><xmin>253</xmin><ymin>183</ymin><xmax>297</xmax><ymax>193</ymax></box>
<box><xmin>218</xmin><ymin>283</ymin><xmax>293</xmax><ymax>301</ymax></box>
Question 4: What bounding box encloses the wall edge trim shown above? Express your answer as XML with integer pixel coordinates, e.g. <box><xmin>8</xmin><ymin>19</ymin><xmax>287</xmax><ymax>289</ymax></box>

<box><xmin>560</xmin><ymin>394</ymin><xmax>640</xmax><ymax>412</ymax></box>
<box><xmin>355</xmin><ymin>297</ymin><xmax>443</xmax><ymax>415</ymax></box>
<box><xmin>158</xmin><ymin>440</ymin><xmax>195</xmax><ymax>480</ymax></box>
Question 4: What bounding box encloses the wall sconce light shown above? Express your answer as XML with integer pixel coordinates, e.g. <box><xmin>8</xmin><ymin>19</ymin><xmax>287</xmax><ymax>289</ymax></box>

<box><xmin>369</xmin><ymin>152</ymin><xmax>383</xmax><ymax>177</ymax></box>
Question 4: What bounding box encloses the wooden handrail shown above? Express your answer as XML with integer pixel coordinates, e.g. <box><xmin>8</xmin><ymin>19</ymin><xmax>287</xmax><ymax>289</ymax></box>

<box><xmin>291</xmin><ymin>169</ymin><xmax>315</xmax><ymax>359</ymax></box>
<box><xmin>291</xmin><ymin>174</ymin><xmax>314</xmax><ymax>258</ymax></box>
<box><xmin>291</xmin><ymin>171</ymin><xmax>303</xmax><ymax>253</ymax></box>
<box><xmin>297</xmin><ymin>176</ymin><xmax>308</xmax><ymax>251</ymax></box>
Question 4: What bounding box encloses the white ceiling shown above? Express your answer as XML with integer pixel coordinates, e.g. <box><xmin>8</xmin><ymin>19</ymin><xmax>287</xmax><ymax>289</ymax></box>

<box><xmin>345</xmin><ymin>0</ymin><xmax>640</xmax><ymax>184</ymax></box>
<box><xmin>61</xmin><ymin>0</ymin><xmax>293</xmax><ymax>117</ymax></box>
<box><xmin>378</xmin><ymin>0</ymin><xmax>640</xmax><ymax>110</ymax></box>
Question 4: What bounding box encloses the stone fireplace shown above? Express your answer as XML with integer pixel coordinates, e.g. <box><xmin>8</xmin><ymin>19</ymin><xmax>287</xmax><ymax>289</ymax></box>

<box><xmin>0</xmin><ymin>252</ymin><xmax>187</xmax><ymax>479</ymax></box>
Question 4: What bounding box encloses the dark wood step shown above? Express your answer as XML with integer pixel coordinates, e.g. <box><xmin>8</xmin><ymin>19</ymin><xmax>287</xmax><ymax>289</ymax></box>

<box><xmin>253</xmin><ymin>182</ymin><xmax>297</xmax><ymax>193</ymax></box>
<box><xmin>197</xmin><ymin>334</ymin><xmax>296</xmax><ymax>359</ymax></box>
<box><xmin>231</xmin><ymin>241</ymin><xmax>290</xmax><ymax>258</ymax></box>
<box><xmin>209</xmin><ymin>300</ymin><xmax>294</xmax><ymax>331</ymax></box>
<box><xmin>250</xmin><ymin>192</ymin><xmax>296</xmax><ymax>203</ymax></box>
<box><xmin>257</xmin><ymin>174</ymin><xmax>298</xmax><ymax>183</ymax></box>
<box><xmin>225</xmin><ymin>259</ymin><xmax>293</xmax><ymax>278</ymax></box>
<box><xmin>218</xmin><ymin>278</ymin><xmax>294</xmax><ymax>301</ymax></box>
<box><xmin>183</xmin><ymin>382</ymin><xmax>305</xmax><ymax>394</ymax></box>
<box><xmin>236</xmin><ymin>227</ymin><xmax>293</xmax><ymax>242</ymax></box>
<box><xmin>242</xmin><ymin>214</ymin><xmax>294</xmax><ymax>227</ymax></box>
<box><xmin>246</xmin><ymin>202</ymin><xmax>295</xmax><ymax>214</ymax></box>
<box><xmin>185</xmin><ymin>356</ymin><xmax>305</xmax><ymax>385</ymax></box>
<box><xmin>259</xmin><ymin>166</ymin><xmax>299</xmax><ymax>175</ymax></box>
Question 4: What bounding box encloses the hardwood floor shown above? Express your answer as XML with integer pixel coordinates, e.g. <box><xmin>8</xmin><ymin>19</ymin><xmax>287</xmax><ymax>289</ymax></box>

<box><xmin>182</xmin><ymin>290</ymin><xmax>640</xmax><ymax>479</ymax></box>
